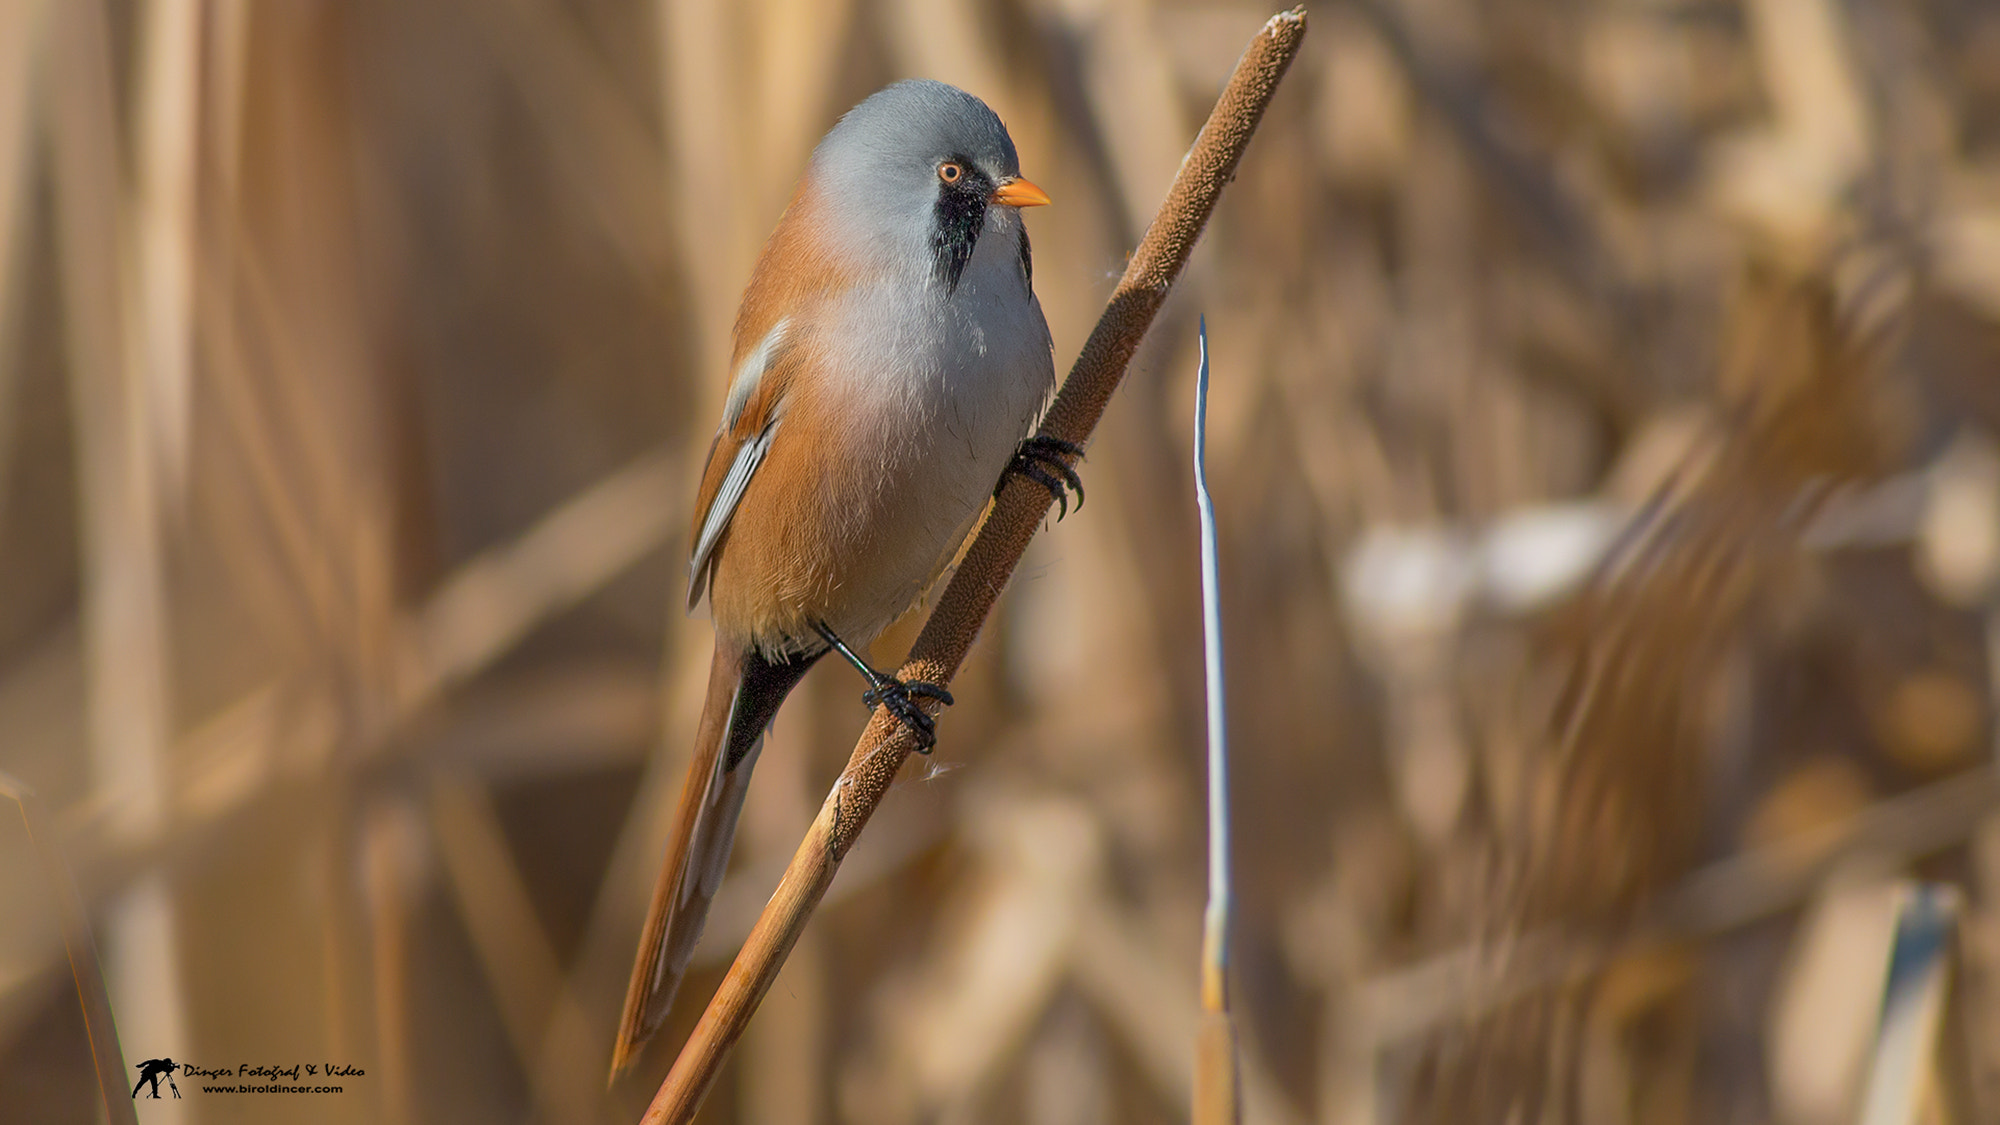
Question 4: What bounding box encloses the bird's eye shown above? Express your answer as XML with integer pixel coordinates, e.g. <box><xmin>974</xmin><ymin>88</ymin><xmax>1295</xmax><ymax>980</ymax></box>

<box><xmin>938</xmin><ymin>162</ymin><xmax>964</xmax><ymax>184</ymax></box>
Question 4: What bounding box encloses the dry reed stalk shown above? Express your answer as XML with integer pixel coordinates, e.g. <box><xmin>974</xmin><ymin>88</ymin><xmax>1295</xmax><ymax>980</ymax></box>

<box><xmin>1067</xmin><ymin>895</ymin><xmax>1309</xmax><ymax>1125</ymax></box>
<box><xmin>0</xmin><ymin>442</ymin><xmax>685</xmax><ymax>1056</ymax></box>
<box><xmin>745</xmin><ymin>0</ymin><xmax>856</xmax><ymax>226</ymax></box>
<box><xmin>51</xmin><ymin>445</ymin><xmax>680</xmax><ymax>889</ymax></box>
<box><xmin>848</xmin><ymin>794</ymin><xmax>1093</xmax><ymax>1120</ymax></box>
<box><xmin>472</xmin><ymin>0</ymin><xmax>675</xmax><ymax>280</ymax></box>
<box><xmin>1398</xmin><ymin>271</ymin><xmax>1908</xmax><ymax>1123</ymax></box>
<box><xmin>51</xmin><ymin>0</ymin><xmax>189</xmax><ymax>1077</ymax></box>
<box><xmin>1191</xmin><ymin>320</ymin><xmax>1239</xmax><ymax>1125</ymax></box>
<box><xmin>0</xmin><ymin>775</ymin><xmax>138</xmax><ymax>1125</ymax></box>
<box><xmin>133</xmin><ymin>0</ymin><xmax>201</xmax><ymax>501</ymax></box>
<box><xmin>1362</xmin><ymin>763</ymin><xmax>2000</xmax><ymax>1045</ymax></box>
<box><xmin>1855</xmin><ymin>883</ymin><xmax>1968</xmax><ymax>1125</ymax></box>
<box><xmin>429</xmin><ymin>769</ymin><xmax>619</xmax><ymax>1125</ymax></box>
<box><xmin>0</xmin><ymin>0</ymin><xmax>40</xmax><ymax>524</ymax></box>
<box><xmin>361</xmin><ymin>798</ymin><xmax>421</xmax><ymax>1125</ymax></box>
<box><xmin>736</xmin><ymin>686</ymin><xmax>829</xmax><ymax>1124</ymax></box>
<box><xmin>829</xmin><ymin>786</ymin><xmax>1307</xmax><ymax>1123</ymax></box>
<box><xmin>203</xmin><ymin>0</ymin><xmax>250</xmax><ymax>196</ymax></box>
<box><xmin>638</xmin><ymin>10</ymin><xmax>1307</xmax><ymax>1122</ymax></box>
<box><xmin>1352</xmin><ymin>0</ymin><xmax>1634</xmax><ymax>318</ymax></box>
<box><xmin>657</xmin><ymin>0</ymin><xmax>745</xmax><ymax>385</ymax></box>
<box><xmin>401</xmin><ymin>446</ymin><xmax>684</xmax><ymax>701</ymax></box>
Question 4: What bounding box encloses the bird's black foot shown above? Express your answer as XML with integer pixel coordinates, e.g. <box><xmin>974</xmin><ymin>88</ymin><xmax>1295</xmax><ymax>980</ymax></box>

<box><xmin>812</xmin><ymin>622</ymin><xmax>955</xmax><ymax>753</ymax></box>
<box><xmin>861</xmin><ymin>677</ymin><xmax>954</xmax><ymax>753</ymax></box>
<box><xmin>1001</xmin><ymin>435</ymin><xmax>1085</xmax><ymax>519</ymax></box>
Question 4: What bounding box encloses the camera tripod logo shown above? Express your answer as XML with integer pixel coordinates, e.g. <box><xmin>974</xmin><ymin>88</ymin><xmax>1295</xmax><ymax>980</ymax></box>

<box><xmin>131</xmin><ymin>1058</ymin><xmax>181</xmax><ymax>1100</ymax></box>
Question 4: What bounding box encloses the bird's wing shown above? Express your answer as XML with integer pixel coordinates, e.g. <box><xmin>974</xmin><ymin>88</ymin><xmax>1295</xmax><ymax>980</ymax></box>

<box><xmin>685</xmin><ymin>318</ymin><xmax>797</xmax><ymax>611</ymax></box>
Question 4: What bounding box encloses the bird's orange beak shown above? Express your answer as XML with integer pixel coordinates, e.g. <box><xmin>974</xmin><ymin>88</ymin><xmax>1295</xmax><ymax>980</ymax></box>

<box><xmin>990</xmin><ymin>177</ymin><xmax>1051</xmax><ymax>208</ymax></box>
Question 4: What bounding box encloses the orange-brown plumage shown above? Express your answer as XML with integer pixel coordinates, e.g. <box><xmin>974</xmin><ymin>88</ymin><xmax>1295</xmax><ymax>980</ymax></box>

<box><xmin>685</xmin><ymin>187</ymin><xmax>848</xmax><ymax>587</ymax></box>
<box><xmin>615</xmin><ymin>78</ymin><xmax>1056</xmax><ymax>1081</ymax></box>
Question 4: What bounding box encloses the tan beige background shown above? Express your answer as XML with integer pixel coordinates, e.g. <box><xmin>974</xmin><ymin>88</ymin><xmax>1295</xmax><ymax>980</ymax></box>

<box><xmin>1</xmin><ymin>0</ymin><xmax>1998</xmax><ymax>1122</ymax></box>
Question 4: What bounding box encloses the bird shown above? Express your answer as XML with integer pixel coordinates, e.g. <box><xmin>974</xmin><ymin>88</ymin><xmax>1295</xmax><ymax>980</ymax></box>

<box><xmin>611</xmin><ymin>79</ymin><xmax>1083</xmax><ymax>1077</ymax></box>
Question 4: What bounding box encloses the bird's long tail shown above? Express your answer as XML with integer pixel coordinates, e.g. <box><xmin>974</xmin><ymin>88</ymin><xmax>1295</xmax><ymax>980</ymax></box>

<box><xmin>611</xmin><ymin>640</ymin><xmax>821</xmax><ymax>1078</ymax></box>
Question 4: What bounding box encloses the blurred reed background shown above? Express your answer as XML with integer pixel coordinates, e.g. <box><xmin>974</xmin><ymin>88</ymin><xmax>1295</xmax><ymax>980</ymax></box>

<box><xmin>1</xmin><ymin>0</ymin><xmax>1998</xmax><ymax>1123</ymax></box>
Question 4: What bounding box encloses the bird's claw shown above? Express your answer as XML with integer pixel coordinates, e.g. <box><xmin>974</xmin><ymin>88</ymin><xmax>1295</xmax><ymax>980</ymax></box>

<box><xmin>861</xmin><ymin>678</ymin><xmax>954</xmax><ymax>753</ymax></box>
<box><xmin>1002</xmin><ymin>436</ymin><xmax>1085</xmax><ymax>519</ymax></box>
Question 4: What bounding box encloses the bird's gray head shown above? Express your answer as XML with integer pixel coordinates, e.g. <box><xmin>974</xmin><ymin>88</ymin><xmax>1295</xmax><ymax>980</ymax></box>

<box><xmin>809</xmin><ymin>80</ymin><xmax>1044</xmax><ymax>290</ymax></box>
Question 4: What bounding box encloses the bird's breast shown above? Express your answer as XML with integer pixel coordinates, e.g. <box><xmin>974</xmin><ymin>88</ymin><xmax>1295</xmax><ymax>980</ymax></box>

<box><xmin>721</xmin><ymin>221</ymin><xmax>1053</xmax><ymax>652</ymax></box>
<box><xmin>825</xmin><ymin>221</ymin><xmax>1046</xmax><ymax>430</ymax></box>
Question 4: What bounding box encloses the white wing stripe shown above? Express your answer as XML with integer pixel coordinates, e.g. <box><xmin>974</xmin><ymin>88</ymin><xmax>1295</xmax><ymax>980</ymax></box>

<box><xmin>722</xmin><ymin>318</ymin><xmax>788</xmax><ymax>431</ymax></box>
<box><xmin>689</xmin><ymin>319</ymin><xmax>791</xmax><ymax>608</ymax></box>
<box><xmin>687</xmin><ymin>420</ymin><xmax>776</xmax><ymax>606</ymax></box>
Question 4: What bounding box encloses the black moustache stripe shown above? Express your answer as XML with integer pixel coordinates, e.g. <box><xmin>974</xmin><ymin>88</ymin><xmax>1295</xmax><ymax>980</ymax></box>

<box><xmin>931</xmin><ymin>169</ymin><xmax>989</xmax><ymax>292</ymax></box>
<box><xmin>1017</xmin><ymin>222</ymin><xmax>1032</xmax><ymax>294</ymax></box>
